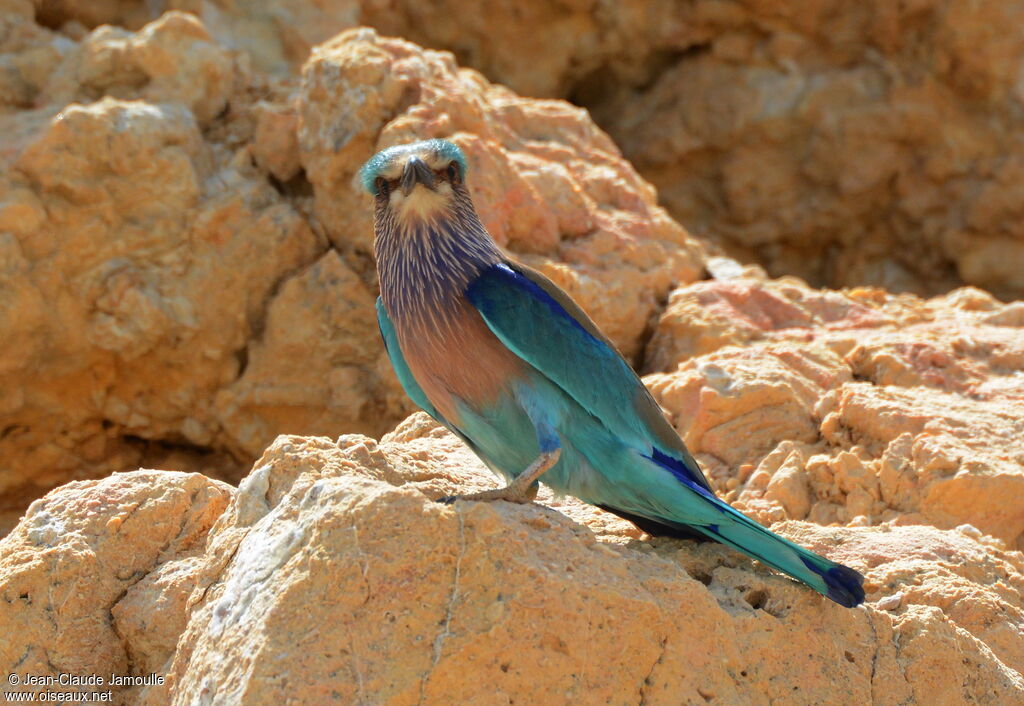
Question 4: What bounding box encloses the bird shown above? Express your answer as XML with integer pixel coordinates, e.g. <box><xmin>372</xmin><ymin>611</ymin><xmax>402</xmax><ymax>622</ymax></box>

<box><xmin>361</xmin><ymin>138</ymin><xmax>865</xmax><ymax>608</ymax></box>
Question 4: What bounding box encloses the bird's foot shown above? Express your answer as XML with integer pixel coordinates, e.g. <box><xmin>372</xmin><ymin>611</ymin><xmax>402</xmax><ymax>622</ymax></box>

<box><xmin>436</xmin><ymin>449</ymin><xmax>560</xmax><ymax>506</ymax></box>
<box><xmin>437</xmin><ymin>483</ymin><xmax>539</xmax><ymax>505</ymax></box>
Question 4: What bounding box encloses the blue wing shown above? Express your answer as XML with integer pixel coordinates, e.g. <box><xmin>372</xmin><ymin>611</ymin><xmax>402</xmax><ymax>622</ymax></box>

<box><xmin>464</xmin><ymin>264</ymin><xmax>865</xmax><ymax>607</ymax></box>
<box><xmin>465</xmin><ymin>262</ymin><xmax>712</xmax><ymax>493</ymax></box>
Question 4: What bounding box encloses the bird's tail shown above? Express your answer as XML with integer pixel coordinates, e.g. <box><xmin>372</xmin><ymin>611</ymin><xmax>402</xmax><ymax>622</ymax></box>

<box><xmin>695</xmin><ymin>507</ymin><xmax>865</xmax><ymax>608</ymax></box>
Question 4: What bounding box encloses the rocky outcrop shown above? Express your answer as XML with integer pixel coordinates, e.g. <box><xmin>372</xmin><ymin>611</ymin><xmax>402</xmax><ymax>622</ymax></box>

<box><xmin>1</xmin><ymin>425</ymin><xmax>1021</xmax><ymax>704</ymax></box>
<box><xmin>1</xmin><ymin>5</ymin><xmax>1022</xmax><ymax>703</ymax></box>
<box><xmin>27</xmin><ymin>0</ymin><xmax>1024</xmax><ymax>298</ymax></box>
<box><xmin>370</xmin><ymin>0</ymin><xmax>1024</xmax><ymax>299</ymax></box>
<box><xmin>0</xmin><ymin>469</ymin><xmax>233</xmax><ymax>703</ymax></box>
<box><xmin>0</xmin><ymin>7</ymin><xmax>325</xmax><ymax>527</ymax></box>
<box><xmin>644</xmin><ymin>274</ymin><xmax>1024</xmax><ymax>550</ymax></box>
<box><xmin>0</xmin><ymin>10</ymin><xmax>702</xmax><ymax>528</ymax></box>
<box><xmin>374</xmin><ymin>1</ymin><xmax>1024</xmax><ymax>300</ymax></box>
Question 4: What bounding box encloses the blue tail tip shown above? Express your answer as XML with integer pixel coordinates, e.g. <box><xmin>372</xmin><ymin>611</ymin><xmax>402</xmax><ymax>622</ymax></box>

<box><xmin>801</xmin><ymin>557</ymin><xmax>866</xmax><ymax>608</ymax></box>
<box><xmin>824</xmin><ymin>564</ymin><xmax>866</xmax><ymax>608</ymax></box>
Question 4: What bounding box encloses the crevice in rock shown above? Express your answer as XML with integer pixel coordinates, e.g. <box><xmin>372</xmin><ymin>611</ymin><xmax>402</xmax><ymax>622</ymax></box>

<box><xmin>348</xmin><ymin>524</ymin><xmax>373</xmax><ymax>609</ymax></box>
<box><xmin>122</xmin><ymin>434</ymin><xmax>246</xmax><ymax>482</ymax></box>
<box><xmin>421</xmin><ymin>506</ymin><xmax>467</xmax><ymax>702</ymax></box>
<box><xmin>743</xmin><ymin>588</ymin><xmax>768</xmax><ymax>611</ymax></box>
<box><xmin>195</xmin><ymin>535</ymin><xmax>244</xmax><ymax>607</ymax></box>
<box><xmin>234</xmin><ymin>345</ymin><xmax>250</xmax><ymax>378</ymax></box>
<box><xmin>691</xmin><ymin>569</ymin><xmax>713</xmax><ymax>587</ymax></box>
<box><xmin>104</xmin><ymin>487</ymin><xmax>202</xmax><ymax>681</ymax></box>
<box><xmin>123</xmin><ymin>434</ymin><xmax>219</xmax><ymax>460</ymax></box>
<box><xmin>567</xmin><ymin>45</ymin><xmax>710</xmax><ymax>108</ymax></box>
<box><xmin>109</xmin><ymin>584</ymin><xmax>139</xmax><ymax>678</ymax></box>
<box><xmin>431</xmin><ymin>507</ymin><xmax>466</xmax><ymax>666</ymax></box>
<box><xmin>0</xmin><ymin>424</ymin><xmax>27</xmax><ymax>441</ymax></box>
<box><xmin>636</xmin><ymin>287</ymin><xmax>672</xmax><ymax>373</ymax></box>
<box><xmin>637</xmin><ymin>634</ymin><xmax>669</xmax><ymax>705</ymax></box>
<box><xmin>345</xmin><ymin>245</ymin><xmax>383</xmax><ymax>294</ymax></box>
<box><xmin>32</xmin><ymin>5</ymin><xmax>78</xmax><ymax>31</ymax></box>
<box><xmin>33</xmin><ymin>3</ymin><xmax>159</xmax><ymax>32</ymax></box>
<box><xmin>223</xmin><ymin>230</ymin><xmax>334</xmax><ymax>395</ymax></box>
<box><xmin>247</xmin><ymin>244</ymin><xmax>331</xmax><ymax>344</ymax></box>
<box><xmin>268</xmin><ymin>167</ymin><xmax>314</xmax><ymax>201</ymax></box>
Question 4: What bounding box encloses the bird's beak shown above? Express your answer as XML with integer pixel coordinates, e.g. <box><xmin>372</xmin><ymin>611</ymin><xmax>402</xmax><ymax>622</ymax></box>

<box><xmin>400</xmin><ymin>156</ymin><xmax>436</xmax><ymax>196</ymax></box>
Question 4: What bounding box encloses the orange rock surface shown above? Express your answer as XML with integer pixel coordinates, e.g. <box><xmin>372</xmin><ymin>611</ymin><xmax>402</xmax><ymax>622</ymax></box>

<box><xmin>28</xmin><ymin>0</ymin><xmax>1024</xmax><ymax>298</ymax></box>
<box><xmin>644</xmin><ymin>275</ymin><xmax>1024</xmax><ymax>550</ymax></box>
<box><xmin>0</xmin><ymin>14</ymin><xmax>701</xmax><ymax>525</ymax></box>
<box><xmin>0</xmin><ymin>5</ymin><xmax>1021</xmax><ymax>704</ymax></box>
<box><xmin>2</xmin><ymin>427</ymin><xmax>1022</xmax><ymax>704</ymax></box>
<box><xmin>0</xmin><ymin>470</ymin><xmax>232</xmax><ymax>702</ymax></box>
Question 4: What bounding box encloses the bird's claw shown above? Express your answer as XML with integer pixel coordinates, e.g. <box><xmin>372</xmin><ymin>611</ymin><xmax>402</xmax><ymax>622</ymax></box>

<box><xmin>435</xmin><ymin>485</ymin><xmax>538</xmax><ymax>505</ymax></box>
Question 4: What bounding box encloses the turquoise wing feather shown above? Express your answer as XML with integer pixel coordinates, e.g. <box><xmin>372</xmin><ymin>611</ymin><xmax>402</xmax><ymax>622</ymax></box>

<box><xmin>465</xmin><ymin>261</ymin><xmax>712</xmax><ymax>493</ymax></box>
<box><xmin>464</xmin><ymin>263</ymin><xmax>865</xmax><ymax>607</ymax></box>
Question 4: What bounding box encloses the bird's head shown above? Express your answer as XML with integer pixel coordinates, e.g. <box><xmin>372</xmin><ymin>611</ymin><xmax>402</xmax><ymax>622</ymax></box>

<box><xmin>359</xmin><ymin>139</ymin><xmax>469</xmax><ymax>226</ymax></box>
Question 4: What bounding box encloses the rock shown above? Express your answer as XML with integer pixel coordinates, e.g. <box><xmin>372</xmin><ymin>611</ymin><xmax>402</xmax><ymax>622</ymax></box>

<box><xmin>643</xmin><ymin>276</ymin><xmax>910</xmax><ymax>372</ymax></box>
<box><xmin>0</xmin><ymin>16</ymin><xmax>703</xmax><ymax>528</ymax></box>
<box><xmin>41</xmin><ymin>11</ymin><xmax>236</xmax><ymax>126</ymax></box>
<box><xmin>0</xmin><ymin>470</ymin><xmax>232</xmax><ymax>703</ymax></box>
<box><xmin>649</xmin><ymin>343</ymin><xmax>848</xmax><ymax>468</ymax></box>
<box><xmin>109</xmin><ymin>2</ymin><xmax>1024</xmax><ymax>299</ymax></box>
<box><xmin>28</xmin><ymin>0</ymin><xmax>1024</xmax><ymax>300</ymax></box>
<box><xmin>251</xmin><ymin>101</ymin><xmax>302</xmax><ymax>182</ymax></box>
<box><xmin>764</xmin><ymin>446</ymin><xmax>813</xmax><ymax>520</ymax></box>
<box><xmin>644</xmin><ymin>276</ymin><xmax>1024</xmax><ymax>548</ymax></box>
<box><xmin>576</xmin><ymin>3</ymin><xmax>1024</xmax><ymax>299</ymax></box>
<box><xmin>167</xmin><ymin>0</ymin><xmax>362</xmax><ymax>76</ymax></box>
<box><xmin>32</xmin><ymin>0</ymin><xmax>157</xmax><ymax>32</ymax></box>
<box><xmin>213</xmin><ymin>250</ymin><xmax>384</xmax><ymax>458</ymax></box>
<box><xmin>1</xmin><ymin>91</ymin><xmax>325</xmax><ymax>523</ymax></box>
<box><xmin>2</xmin><ymin>421</ymin><xmax>1021</xmax><ymax>703</ymax></box>
<box><xmin>47</xmin><ymin>0</ymin><xmax>688</xmax><ymax>91</ymax></box>
<box><xmin>0</xmin><ymin>2</ymin><xmax>72</xmax><ymax>111</ymax></box>
<box><xmin>1</xmin><ymin>6</ymin><xmax>1022</xmax><ymax>701</ymax></box>
<box><xmin>6</xmin><ymin>426</ymin><xmax>1016</xmax><ymax>704</ymax></box>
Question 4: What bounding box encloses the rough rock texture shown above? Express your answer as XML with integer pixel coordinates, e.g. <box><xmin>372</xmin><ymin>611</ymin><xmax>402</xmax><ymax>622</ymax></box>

<box><xmin>644</xmin><ymin>274</ymin><xmax>1024</xmax><ymax>550</ymax></box>
<box><xmin>0</xmin><ymin>7</ymin><xmax>325</xmax><ymax>527</ymax></box>
<box><xmin>30</xmin><ymin>0</ymin><xmax>1024</xmax><ymax>298</ymax></box>
<box><xmin>375</xmin><ymin>0</ymin><xmax>1024</xmax><ymax>299</ymax></box>
<box><xmin>2</xmin><ymin>4</ymin><xmax>1023</xmax><ymax>703</ymax></box>
<box><xmin>0</xmin><ymin>10</ymin><xmax>702</xmax><ymax>529</ymax></box>
<box><xmin>0</xmin><ymin>470</ymin><xmax>233</xmax><ymax>703</ymax></box>
<box><xmin>376</xmin><ymin>1</ymin><xmax>1024</xmax><ymax>300</ymax></box>
<box><xmin>584</xmin><ymin>0</ymin><xmax>1024</xmax><ymax>299</ymax></box>
<box><xmin>2</xmin><ymin>424</ymin><xmax>1021</xmax><ymax>704</ymax></box>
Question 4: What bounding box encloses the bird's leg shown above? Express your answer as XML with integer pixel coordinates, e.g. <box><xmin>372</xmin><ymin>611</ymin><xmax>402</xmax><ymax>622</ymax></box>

<box><xmin>439</xmin><ymin>448</ymin><xmax>561</xmax><ymax>504</ymax></box>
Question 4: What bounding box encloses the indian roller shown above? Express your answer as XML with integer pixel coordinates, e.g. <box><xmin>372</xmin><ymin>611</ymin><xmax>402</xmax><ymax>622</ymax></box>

<box><xmin>362</xmin><ymin>139</ymin><xmax>865</xmax><ymax>608</ymax></box>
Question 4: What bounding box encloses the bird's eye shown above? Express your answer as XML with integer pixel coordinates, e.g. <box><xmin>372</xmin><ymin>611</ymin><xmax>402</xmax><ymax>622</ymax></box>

<box><xmin>375</xmin><ymin>177</ymin><xmax>389</xmax><ymax>197</ymax></box>
<box><xmin>447</xmin><ymin>162</ymin><xmax>460</xmax><ymax>183</ymax></box>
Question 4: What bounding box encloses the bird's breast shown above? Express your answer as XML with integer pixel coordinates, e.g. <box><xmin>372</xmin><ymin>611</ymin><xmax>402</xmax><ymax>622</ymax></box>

<box><xmin>393</xmin><ymin>295</ymin><xmax>525</xmax><ymax>423</ymax></box>
<box><xmin>376</xmin><ymin>216</ymin><xmax>516</xmax><ymax>423</ymax></box>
